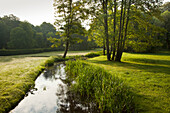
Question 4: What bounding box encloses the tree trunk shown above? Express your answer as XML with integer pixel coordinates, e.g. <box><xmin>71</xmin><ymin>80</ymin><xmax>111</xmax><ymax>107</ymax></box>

<box><xmin>63</xmin><ymin>40</ymin><xmax>69</xmax><ymax>58</ymax></box>
<box><xmin>119</xmin><ymin>0</ymin><xmax>132</xmax><ymax>61</ymax></box>
<box><xmin>115</xmin><ymin>0</ymin><xmax>124</xmax><ymax>62</ymax></box>
<box><xmin>112</xmin><ymin>0</ymin><xmax>117</xmax><ymax>61</ymax></box>
<box><xmin>166</xmin><ymin>32</ymin><xmax>170</xmax><ymax>49</ymax></box>
<box><xmin>120</xmin><ymin>0</ymin><xmax>127</xmax><ymax>48</ymax></box>
<box><xmin>103</xmin><ymin>0</ymin><xmax>110</xmax><ymax>60</ymax></box>
<box><xmin>103</xmin><ymin>40</ymin><xmax>106</xmax><ymax>55</ymax></box>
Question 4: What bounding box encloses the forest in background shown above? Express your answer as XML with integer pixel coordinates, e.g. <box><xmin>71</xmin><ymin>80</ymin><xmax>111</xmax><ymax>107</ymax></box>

<box><xmin>0</xmin><ymin>14</ymin><xmax>97</xmax><ymax>51</ymax></box>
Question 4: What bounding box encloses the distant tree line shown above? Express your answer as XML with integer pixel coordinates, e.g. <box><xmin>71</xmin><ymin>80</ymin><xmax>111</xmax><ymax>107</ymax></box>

<box><xmin>0</xmin><ymin>14</ymin><xmax>97</xmax><ymax>50</ymax></box>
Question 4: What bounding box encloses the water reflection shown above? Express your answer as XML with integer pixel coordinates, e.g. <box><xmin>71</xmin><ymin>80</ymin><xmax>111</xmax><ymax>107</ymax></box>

<box><xmin>10</xmin><ymin>63</ymin><xmax>98</xmax><ymax>113</ymax></box>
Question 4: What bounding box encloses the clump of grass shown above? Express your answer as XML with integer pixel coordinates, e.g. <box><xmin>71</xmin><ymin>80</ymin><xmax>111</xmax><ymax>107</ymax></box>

<box><xmin>45</xmin><ymin>56</ymin><xmax>67</xmax><ymax>66</ymax></box>
<box><xmin>65</xmin><ymin>60</ymin><xmax>136</xmax><ymax>113</ymax></box>
<box><xmin>45</xmin><ymin>57</ymin><xmax>55</xmax><ymax>66</ymax></box>
<box><xmin>85</xmin><ymin>52</ymin><xmax>100</xmax><ymax>58</ymax></box>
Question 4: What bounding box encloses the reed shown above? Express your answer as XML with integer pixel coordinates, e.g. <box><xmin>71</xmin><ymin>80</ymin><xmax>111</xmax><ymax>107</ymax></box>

<box><xmin>65</xmin><ymin>60</ymin><xmax>136</xmax><ymax>113</ymax></box>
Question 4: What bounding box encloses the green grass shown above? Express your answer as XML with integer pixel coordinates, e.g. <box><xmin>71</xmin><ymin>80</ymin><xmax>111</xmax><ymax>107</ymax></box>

<box><xmin>86</xmin><ymin>52</ymin><xmax>170</xmax><ymax>113</ymax></box>
<box><xmin>66</xmin><ymin>60</ymin><xmax>136</xmax><ymax>113</ymax></box>
<box><xmin>0</xmin><ymin>57</ymin><xmax>49</xmax><ymax>113</ymax></box>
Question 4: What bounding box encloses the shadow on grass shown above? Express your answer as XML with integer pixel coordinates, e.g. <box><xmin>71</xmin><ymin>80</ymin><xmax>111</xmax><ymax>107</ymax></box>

<box><xmin>0</xmin><ymin>57</ymin><xmax>13</xmax><ymax>63</ymax></box>
<box><xmin>123</xmin><ymin>58</ymin><xmax>170</xmax><ymax>66</ymax></box>
<box><xmin>88</xmin><ymin>59</ymin><xmax>170</xmax><ymax>75</ymax></box>
<box><xmin>127</xmin><ymin>51</ymin><xmax>170</xmax><ymax>56</ymax></box>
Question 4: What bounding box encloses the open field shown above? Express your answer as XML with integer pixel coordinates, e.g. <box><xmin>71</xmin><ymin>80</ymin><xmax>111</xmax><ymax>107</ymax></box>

<box><xmin>0</xmin><ymin>48</ymin><xmax>102</xmax><ymax>63</ymax></box>
<box><xmin>86</xmin><ymin>52</ymin><xmax>170</xmax><ymax>113</ymax></box>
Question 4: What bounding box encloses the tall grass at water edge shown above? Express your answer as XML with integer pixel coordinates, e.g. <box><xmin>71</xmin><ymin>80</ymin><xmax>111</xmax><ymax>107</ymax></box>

<box><xmin>65</xmin><ymin>60</ymin><xmax>136</xmax><ymax>113</ymax></box>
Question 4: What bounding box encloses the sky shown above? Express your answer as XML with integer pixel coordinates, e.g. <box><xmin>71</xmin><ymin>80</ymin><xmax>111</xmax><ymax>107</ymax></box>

<box><xmin>0</xmin><ymin>0</ymin><xmax>169</xmax><ymax>26</ymax></box>
<box><xmin>0</xmin><ymin>0</ymin><xmax>55</xmax><ymax>26</ymax></box>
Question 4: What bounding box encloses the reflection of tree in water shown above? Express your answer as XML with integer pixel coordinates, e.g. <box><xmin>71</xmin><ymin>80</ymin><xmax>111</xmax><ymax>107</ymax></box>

<box><xmin>43</xmin><ymin>64</ymin><xmax>65</xmax><ymax>80</ymax></box>
<box><xmin>42</xmin><ymin>63</ymin><xmax>99</xmax><ymax>113</ymax></box>
<box><xmin>56</xmin><ymin>90</ymin><xmax>99</xmax><ymax>113</ymax></box>
<box><xmin>56</xmin><ymin>85</ymin><xmax>99</xmax><ymax>113</ymax></box>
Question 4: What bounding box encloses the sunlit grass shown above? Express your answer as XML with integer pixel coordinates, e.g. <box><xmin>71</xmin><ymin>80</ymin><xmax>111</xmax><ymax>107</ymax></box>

<box><xmin>0</xmin><ymin>57</ymin><xmax>48</xmax><ymax>113</ymax></box>
<box><xmin>66</xmin><ymin>60</ymin><xmax>136</xmax><ymax>113</ymax></box>
<box><xmin>86</xmin><ymin>52</ymin><xmax>170</xmax><ymax>113</ymax></box>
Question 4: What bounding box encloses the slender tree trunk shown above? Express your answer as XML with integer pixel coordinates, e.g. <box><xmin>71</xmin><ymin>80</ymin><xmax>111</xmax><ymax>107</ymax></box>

<box><xmin>103</xmin><ymin>40</ymin><xmax>106</xmax><ymax>55</ymax></box>
<box><xmin>115</xmin><ymin>0</ymin><xmax>124</xmax><ymax>62</ymax></box>
<box><xmin>103</xmin><ymin>0</ymin><xmax>110</xmax><ymax>60</ymax></box>
<box><xmin>63</xmin><ymin>40</ymin><xmax>69</xmax><ymax>58</ymax></box>
<box><xmin>112</xmin><ymin>0</ymin><xmax>117</xmax><ymax>61</ymax></box>
<box><xmin>119</xmin><ymin>0</ymin><xmax>132</xmax><ymax>61</ymax></box>
<box><xmin>63</xmin><ymin>0</ymin><xmax>72</xmax><ymax>58</ymax></box>
<box><xmin>120</xmin><ymin>0</ymin><xmax>127</xmax><ymax>48</ymax></box>
<box><xmin>166</xmin><ymin>32</ymin><xmax>170</xmax><ymax>49</ymax></box>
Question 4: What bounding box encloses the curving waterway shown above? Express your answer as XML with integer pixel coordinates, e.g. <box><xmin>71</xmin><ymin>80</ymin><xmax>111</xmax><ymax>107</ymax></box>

<box><xmin>10</xmin><ymin>63</ymin><xmax>97</xmax><ymax>113</ymax></box>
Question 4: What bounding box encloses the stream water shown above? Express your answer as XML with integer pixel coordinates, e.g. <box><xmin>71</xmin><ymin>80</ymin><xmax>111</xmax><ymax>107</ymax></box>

<box><xmin>10</xmin><ymin>63</ymin><xmax>97</xmax><ymax>113</ymax></box>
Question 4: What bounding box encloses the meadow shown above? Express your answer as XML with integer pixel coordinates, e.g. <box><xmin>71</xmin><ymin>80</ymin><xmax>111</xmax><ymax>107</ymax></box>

<box><xmin>86</xmin><ymin>51</ymin><xmax>170</xmax><ymax>113</ymax></box>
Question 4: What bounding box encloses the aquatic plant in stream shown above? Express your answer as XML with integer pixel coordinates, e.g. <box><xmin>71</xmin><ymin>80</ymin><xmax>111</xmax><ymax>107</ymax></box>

<box><xmin>65</xmin><ymin>60</ymin><xmax>136</xmax><ymax>113</ymax></box>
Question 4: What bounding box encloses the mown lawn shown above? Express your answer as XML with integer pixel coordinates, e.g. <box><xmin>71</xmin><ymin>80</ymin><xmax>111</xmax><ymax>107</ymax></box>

<box><xmin>86</xmin><ymin>52</ymin><xmax>170</xmax><ymax>113</ymax></box>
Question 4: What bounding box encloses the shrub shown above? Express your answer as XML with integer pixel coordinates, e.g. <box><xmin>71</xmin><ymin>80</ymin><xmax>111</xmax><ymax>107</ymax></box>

<box><xmin>65</xmin><ymin>60</ymin><xmax>136</xmax><ymax>113</ymax></box>
<box><xmin>85</xmin><ymin>52</ymin><xmax>100</xmax><ymax>58</ymax></box>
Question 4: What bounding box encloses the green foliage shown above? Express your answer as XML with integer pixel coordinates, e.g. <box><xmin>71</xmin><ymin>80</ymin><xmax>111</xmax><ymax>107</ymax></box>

<box><xmin>65</xmin><ymin>60</ymin><xmax>136</xmax><ymax>113</ymax></box>
<box><xmin>52</xmin><ymin>0</ymin><xmax>90</xmax><ymax>57</ymax></box>
<box><xmin>8</xmin><ymin>27</ymin><xmax>28</xmax><ymax>49</ymax></box>
<box><xmin>85</xmin><ymin>52</ymin><xmax>100</xmax><ymax>58</ymax></box>
<box><xmin>125</xmin><ymin>8</ymin><xmax>166</xmax><ymax>53</ymax></box>
<box><xmin>0</xmin><ymin>21</ymin><xmax>8</xmax><ymax>49</ymax></box>
<box><xmin>0</xmin><ymin>15</ymin><xmax>57</xmax><ymax>49</ymax></box>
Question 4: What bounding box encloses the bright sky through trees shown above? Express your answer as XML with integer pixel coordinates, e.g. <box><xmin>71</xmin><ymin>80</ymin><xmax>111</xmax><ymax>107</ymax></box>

<box><xmin>0</xmin><ymin>0</ymin><xmax>169</xmax><ymax>26</ymax></box>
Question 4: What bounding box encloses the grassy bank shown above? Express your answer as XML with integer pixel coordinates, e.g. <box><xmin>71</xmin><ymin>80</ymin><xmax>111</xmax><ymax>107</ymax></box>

<box><xmin>0</xmin><ymin>56</ymin><xmax>51</xmax><ymax>113</ymax></box>
<box><xmin>86</xmin><ymin>52</ymin><xmax>170</xmax><ymax>113</ymax></box>
<box><xmin>66</xmin><ymin>60</ymin><xmax>136</xmax><ymax>113</ymax></box>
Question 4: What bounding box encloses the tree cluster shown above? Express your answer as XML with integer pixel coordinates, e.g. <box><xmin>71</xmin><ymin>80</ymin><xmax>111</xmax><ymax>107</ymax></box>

<box><xmin>52</xmin><ymin>0</ymin><xmax>169</xmax><ymax>61</ymax></box>
<box><xmin>0</xmin><ymin>14</ymin><xmax>96</xmax><ymax>51</ymax></box>
<box><xmin>0</xmin><ymin>14</ymin><xmax>56</xmax><ymax>49</ymax></box>
<box><xmin>88</xmin><ymin>0</ymin><xmax>169</xmax><ymax>61</ymax></box>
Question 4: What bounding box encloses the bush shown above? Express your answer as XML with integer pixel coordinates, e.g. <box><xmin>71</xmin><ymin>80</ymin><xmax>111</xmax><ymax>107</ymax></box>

<box><xmin>65</xmin><ymin>60</ymin><xmax>136</xmax><ymax>113</ymax></box>
<box><xmin>85</xmin><ymin>52</ymin><xmax>100</xmax><ymax>58</ymax></box>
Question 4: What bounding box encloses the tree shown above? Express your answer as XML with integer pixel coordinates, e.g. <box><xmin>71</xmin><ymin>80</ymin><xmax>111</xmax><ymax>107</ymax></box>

<box><xmin>52</xmin><ymin>0</ymin><xmax>88</xmax><ymax>58</ymax></box>
<box><xmin>40</xmin><ymin>22</ymin><xmax>56</xmax><ymax>36</ymax></box>
<box><xmin>19</xmin><ymin>22</ymin><xmax>34</xmax><ymax>48</ymax></box>
<box><xmin>88</xmin><ymin>0</ymin><xmax>164</xmax><ymax>61</ymax></box>
<box><xmin>0</xmin><ymin>21</ymin><xmax>8</xmax><ymax>49</ymax></box>
<box><xmin>34</xmin><ymin>32</ymin><xmax>44</xmax><ymax>48</ymax></box>
<box><xmin>0</xmin><ymin>14</ymin><xmax>20</xmax><ymax>49</ymax></box>
<box><xmin>8</xmin><ymin>27</ymin><xmax>27</xmax><ymax>49</ymax></box>
<box><xmin>161</xmin><ymin>10</ymin><xmax>170</xmax><ymax>49</ymax></box>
